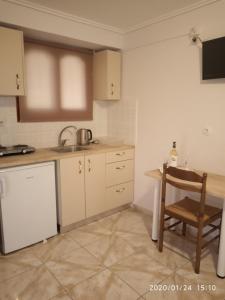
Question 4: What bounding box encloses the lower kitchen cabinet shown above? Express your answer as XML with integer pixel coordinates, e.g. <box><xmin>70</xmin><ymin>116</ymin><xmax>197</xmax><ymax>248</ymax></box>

<box><xmin>106</xmin><ymin>181</ymin><xmax>133</xmax><ymax>211</ymax></box>
<box><xmin>85</xmin><ymin>153</ymin><xmax>106</xmax><ymax>218</ymax></box>
<box><xmin>57</xmin><ymin>156</ymin><xmax>85</xmax><ymax>227</ymax></box>
<box><xmin>56</xmin><ymin>147</ymin><xmax>134</xmax><ymax>231</ymax></box>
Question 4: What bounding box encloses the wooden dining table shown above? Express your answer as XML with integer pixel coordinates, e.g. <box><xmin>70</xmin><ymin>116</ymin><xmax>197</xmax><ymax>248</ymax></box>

<box><xmin>145</xmin><ymin>168</ymin><xmax>225</xmax><ymax>278</ymax></box>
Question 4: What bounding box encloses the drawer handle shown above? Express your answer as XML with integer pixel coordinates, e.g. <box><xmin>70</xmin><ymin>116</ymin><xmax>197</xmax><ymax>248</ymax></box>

<box><xmin>116</xmin><ymin>166</ymin><xmax>126</xmax><ymax>170</ymax></box>
<box><xmin>116</xmin><ymin>188</ymin><xmax>125</xmax><ymax>193</ymax></box>
<box><xmin>78</xmin><ymin>160</ymin><xmax>82</xmax><ymax>174</ymax></box>
<box><xmin>16</xmin><ymin>74</ymin><xmax>20</xmax><ymax>90</ymax></box>
<box><xmin>116</xmin><ymin>152</ymin><xmax>125</xmax><ymax>156</ymax></box>
<box><xmin>88</xmin><ymin>159</ymin><xmax>91</xmax><ymax>172</ymax></box>
<box><xmin>111</xmin><ymin>83</ymin><xmax>114</xmax><ymax>95</ymax></box>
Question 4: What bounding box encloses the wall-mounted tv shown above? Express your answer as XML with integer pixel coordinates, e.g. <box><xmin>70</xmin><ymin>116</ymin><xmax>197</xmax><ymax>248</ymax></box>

<box><xmin>202</xmin><ymin>36</ymin><xmax>225</xmax><ymax>80</ymax></box>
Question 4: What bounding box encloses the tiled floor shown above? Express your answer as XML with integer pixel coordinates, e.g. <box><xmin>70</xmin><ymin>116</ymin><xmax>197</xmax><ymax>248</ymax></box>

<box><xmin>0</xmin><ymin>208</ymin><xmax>224</xmax><ymax>300</ymax></box>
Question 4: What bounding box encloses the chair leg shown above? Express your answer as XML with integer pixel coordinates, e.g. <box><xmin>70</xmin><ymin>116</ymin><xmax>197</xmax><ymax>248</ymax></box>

<box><xmin>158</xmin><ymin>209</ymin><xmax>165</xmax><ymax>252</ymax></box>
<box><xmin>182</xmin><ymin>222</ymin><xmax>186</xmax><ymax>236</ymax></box>
<box><xmin>195</xmin><ymin>221</ymin><xmax>204</xmax><ymax>274</ymax></box>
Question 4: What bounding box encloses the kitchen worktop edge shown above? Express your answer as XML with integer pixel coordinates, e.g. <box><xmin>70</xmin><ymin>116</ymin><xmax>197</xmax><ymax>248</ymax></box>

<box><xmin>0</xmin><ymin>144</ymin><xmax>135</xmax><ymax>169</ymax></box>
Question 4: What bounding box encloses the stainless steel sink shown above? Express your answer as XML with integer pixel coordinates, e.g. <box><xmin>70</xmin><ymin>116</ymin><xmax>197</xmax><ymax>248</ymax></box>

<box><xmin>50</xmin><ymin>145</ymin><xmax>88</xmax><ymax>153</ymax></box>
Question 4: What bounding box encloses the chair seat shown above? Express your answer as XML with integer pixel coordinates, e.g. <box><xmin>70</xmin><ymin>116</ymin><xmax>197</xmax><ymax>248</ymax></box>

<box><xmin>165</xmin><ymin>197</ymin><xmax>222</xmax><ymax>227</ymax></box>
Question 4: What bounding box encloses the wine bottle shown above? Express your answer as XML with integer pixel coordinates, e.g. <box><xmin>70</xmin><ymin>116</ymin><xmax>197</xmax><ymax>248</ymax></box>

<box><xmin>169</xmin><ymin>141</ymin><xmax>178</xmax><ymax>167</ymax></box>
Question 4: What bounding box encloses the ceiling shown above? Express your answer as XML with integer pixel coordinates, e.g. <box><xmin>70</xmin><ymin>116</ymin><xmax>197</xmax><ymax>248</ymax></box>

<box><xmin>26</xmin><ymin>0</ymin><xmax>209</xmax><ymax>31</ymax></box>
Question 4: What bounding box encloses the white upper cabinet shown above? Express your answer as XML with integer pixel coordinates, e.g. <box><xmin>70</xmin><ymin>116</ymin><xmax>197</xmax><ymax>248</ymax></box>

<box><xmin>0</xmin><ymin>26</ymin><xmax>25</xmax><ymax>96</ymax></box>
<box><xmin>93</xmin><ymin>50</ymin><xmax>121</xmax><ymax>100</ymax></box>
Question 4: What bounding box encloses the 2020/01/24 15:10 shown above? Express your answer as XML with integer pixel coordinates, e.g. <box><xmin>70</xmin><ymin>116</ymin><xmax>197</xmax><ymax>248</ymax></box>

<box><xmin>149</xmin><ymin>284</ymin><xmax>217</xmax><ymax>292</ymax></box>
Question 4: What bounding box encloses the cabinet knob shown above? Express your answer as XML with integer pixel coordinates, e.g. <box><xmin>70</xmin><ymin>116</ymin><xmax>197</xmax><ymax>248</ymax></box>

<box><xmin>16</xmin><ymin>74</ymin><xmax>20</xmax><ymax>90</ymax></box>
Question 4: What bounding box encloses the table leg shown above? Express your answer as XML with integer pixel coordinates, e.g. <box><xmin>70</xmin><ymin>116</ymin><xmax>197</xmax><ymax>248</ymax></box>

<box><xmin>152</xmin><ymin>180</ymin><xmax>161</xmax><ymax>242</ymax></box>
<box><xmin>217</xmin><ymin>199</ymin><xmax>225</xmax><ymax>278</ymax></box>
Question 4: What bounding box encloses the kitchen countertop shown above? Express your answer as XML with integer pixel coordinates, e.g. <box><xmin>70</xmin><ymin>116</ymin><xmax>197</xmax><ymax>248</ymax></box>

<box><xmin>0</xmin><ymin>144</ymin><xmax>134</xmax><ymax>169</ymax></box>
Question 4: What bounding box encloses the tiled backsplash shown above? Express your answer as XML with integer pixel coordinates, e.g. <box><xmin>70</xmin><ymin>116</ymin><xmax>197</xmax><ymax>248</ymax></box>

<box><xmin>0</xmin><ymin>97</ymin><xmax>108</xmax><ymax>148</ymax></box>
<box><xmin>107</xmin><ymin>99</ymin><xmax>137</xmax><ymax>145</ymax></box>
<box><xmin>0</xmin><ymin>97</ymin><xmax>136</xmax><ymax>148</ymax></box>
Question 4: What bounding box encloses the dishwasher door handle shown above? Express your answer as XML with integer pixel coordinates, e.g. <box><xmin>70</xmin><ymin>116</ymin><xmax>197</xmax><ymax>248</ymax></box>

<box><xmin>0</xmin><ymin>177</ymin><xmax>6</xmax><ymax>198</ymax></box>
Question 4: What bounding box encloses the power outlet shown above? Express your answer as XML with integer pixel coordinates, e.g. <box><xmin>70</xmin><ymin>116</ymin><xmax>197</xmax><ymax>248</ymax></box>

<box><xmin>202</xmin><ymin>126</ymin><xmax>212</xmax><ymax>136</ymax></box>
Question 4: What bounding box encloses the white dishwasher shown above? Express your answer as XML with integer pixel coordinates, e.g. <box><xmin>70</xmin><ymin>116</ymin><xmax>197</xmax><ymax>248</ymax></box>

<box><xmin>0</xmin><ymin>161</ymin><xmax>57</xmax><ymax>254</ymax></box>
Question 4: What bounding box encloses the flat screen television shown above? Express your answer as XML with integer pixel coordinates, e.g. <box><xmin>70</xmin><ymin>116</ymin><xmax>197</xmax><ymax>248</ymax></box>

<box><xmin>202</xmin><ymin>36</ymin><xmax>225</xmax><ymax>80</ymax></box>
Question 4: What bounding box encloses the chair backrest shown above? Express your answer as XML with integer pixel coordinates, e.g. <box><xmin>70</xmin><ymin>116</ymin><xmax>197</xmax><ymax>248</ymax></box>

<box><xmin>161</xmin><ymin>163</ymin><xmax>207</xmax><ymax>216</ymax></box>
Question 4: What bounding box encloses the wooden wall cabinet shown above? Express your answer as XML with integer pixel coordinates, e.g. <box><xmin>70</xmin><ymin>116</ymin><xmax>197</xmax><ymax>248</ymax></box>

<box><xmin>93</xmin><ymin>50</ymin><xmax>121</xmax><ymax>100</ymax></box>
<box><xmin>0</xmin><ymin>26</ymin><xmax>25</xmax><ymax>96</ymax></box>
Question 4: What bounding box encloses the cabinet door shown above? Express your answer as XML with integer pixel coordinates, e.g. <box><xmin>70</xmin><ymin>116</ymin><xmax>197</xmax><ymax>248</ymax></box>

<box><xmin>93</xmin><ymin>50</ymin><xmax>121</xmax><ymax>100</ymax></box>
<box><xmin>58</xmin><ymin>156</ymin><xmax>85</xmax><ymax>227</ymax></box>
<box><xmin>0</xmin><ymin>27</ymin><xmax>24</xmax><ymax>96</ymax></box>
<box><xmin>107</xmin><ymin>51</ymin><xmax>121</xmax><ymax>100</ymax></box>
<box><xmin>85</xmin><ymin>153</ymin><xmax>106</xmax><ymax>217</ymax></box>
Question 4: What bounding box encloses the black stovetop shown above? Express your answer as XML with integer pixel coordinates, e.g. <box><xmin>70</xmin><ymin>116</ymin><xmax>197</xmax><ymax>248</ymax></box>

<box><xmin>0</xmin><ymin>144</ymin><xmax>35</xmax><ymax>156</ymax></box>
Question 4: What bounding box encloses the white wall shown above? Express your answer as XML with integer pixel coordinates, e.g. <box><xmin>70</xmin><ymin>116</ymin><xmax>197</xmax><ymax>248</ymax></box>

<box><xmin>0</xmin><ymin>97</ymin><xmax>108</xmax><ymax>147</ymax></box>
<box><xmin>0</xmin><ymin>0</ymin><xmax>123</xmax><ymax>49</ymax></box>
<box><xmin>108</xmin><ymin>0</ymin><xmax>225</xmax><ymax>211</ymax></box>
<box><xmin>0</xmin><ymin>0</ymin><xmax>122</xmax><ymax>149</ymax></box>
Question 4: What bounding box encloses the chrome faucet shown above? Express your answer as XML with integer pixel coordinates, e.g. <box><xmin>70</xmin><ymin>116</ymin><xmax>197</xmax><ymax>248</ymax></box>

<box><xmin>58</xmin><ymin>126</ymin><xmax>77</xmax><ymax>147</ymax></box>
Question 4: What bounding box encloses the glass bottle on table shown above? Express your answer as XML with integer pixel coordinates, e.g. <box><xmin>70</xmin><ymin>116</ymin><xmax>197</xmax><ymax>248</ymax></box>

<box><xmin>169</xmin><ymin>141</ymin><xmax>178</xmax><ymax>167</ymax></box>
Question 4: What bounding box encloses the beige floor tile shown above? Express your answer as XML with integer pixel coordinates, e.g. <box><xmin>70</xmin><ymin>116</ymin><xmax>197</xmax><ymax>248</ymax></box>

<box><xmin>69</xmin><ymin>269</ymin><xmax>139</xmax><ymax>300</ymax></box>
<box><xmin>65</xmin><ymin>220</ymin><xmax>114</xmax><ymax>247</ymax></box>
<box><xmin>114</xmin><ymin>216</ymin><xmax>153</xmax><ymax>247</ymax></box>
<box><xmin>176</xmin><ymin>255</ymin><xmax>225</xmax><ymax>299</ymax></box>
<box><xmin>115</xmin><ymin>218</ymin><xmax>151</xmax><ymax>238</ymax></box>
<box><xmin>110</xmin><ymin>252</ymin><xmax>173</xmax><ymax>295</ymax></box>
<box><xmin>0</xmin><ymin>250</ymin><xmax>42</xmax><ymax>283</ymax></box>
<box><xmin>142</xmin><ymin>272</ymin><xmax>216</xmax><ymax>300</ymax></box>
<box><xmin>50</xmin><ymin>291</ymin><xmax>72</xmax><ymax>300</ymax></box>
<box><xmin>45</xmin><ymin>247</ymin><xmax>105</xmax><ymax>290</ymax></box>
<box><xmin>75</xmin><ymin>217</ymin><xmax>115</xmax><ymax>235</ymax></box>
<box><xmin>162</xmin><ymin>231</ymin><xmax>196</xmax><ymax>259</ymax></box>
<box><xmin>31</xmin><ymin>234</ymin><xmax>80</xmax><ymax>263</ymax></box>
<box><xmin>0</xmin><ymin>265</ymin><xmax>62</xmax><ymax>300</ymax></box>
<box><xmin>110</xmin><ymin>209</ymin><xmax>148</xmax><ymax>232</ymax></box>
<box><xmin>115</xmin><ymin>225</ymin><xmax>189</xmax><ymax>271</ymax></box>
<box><xmin>84</xmin><ymin>234</ymin><xmax>135</xmax><ymax>267</ymax></box>
<box><xmin>147</xmin><ymin>246</ymin><xmax>190</xmax><ymax>271</ymax></box>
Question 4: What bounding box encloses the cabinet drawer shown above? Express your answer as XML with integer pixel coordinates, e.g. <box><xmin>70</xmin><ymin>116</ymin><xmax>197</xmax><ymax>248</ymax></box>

<box><xmin>106</xmin><ymin>149</ymin><xmax>134</xmax><ymax>163</ymax></box>
<box><xmin>106</xmin><ymin>160</ymin><xmax>134</xmax><ymax>186</ymax></box>
<box><xmin>106</xmin><ymin>182</ymin><xmax>133</xmax><ymax>210</ymax></box>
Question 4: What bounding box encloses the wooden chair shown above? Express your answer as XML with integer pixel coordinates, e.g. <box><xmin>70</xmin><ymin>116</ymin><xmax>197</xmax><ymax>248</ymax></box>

<box><xmin>158</xmin><ymin>163</ymin><xmax>222</xmax><ymax>274</ymax></box>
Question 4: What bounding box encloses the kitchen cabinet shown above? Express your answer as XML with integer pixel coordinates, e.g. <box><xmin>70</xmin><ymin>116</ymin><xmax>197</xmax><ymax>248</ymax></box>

<box><xmin>57</xmin><ymin>156</ymin><xmax>85</xmax><ymax>227</ymax></box>
<box><xmin>0</xmin><ymin>26</ymin><xmax>25</xmax><ymax>96</ymax></box>
<box><xmin>105</xmin><ymin>182</ymin><xmax>133</xmax><ymax>211</ymax></box>
<box><xmin>106</xmin><ymin>149</ymin><xmax>134</xmax><ymax>210</ymax></box>
<box><xmin>85</xmin><ymin>153</ymin><xmax>106</xmax><ymax>217</ymax></box>
<box><xmin>56</xmin><ymin>147</ymin><xmax>133</xmax><ymax>231</ymax></box>
<box><xmin>93</xmin><ymin>50</ymin><xmax>121</xmax><ymax>100</ymax></box>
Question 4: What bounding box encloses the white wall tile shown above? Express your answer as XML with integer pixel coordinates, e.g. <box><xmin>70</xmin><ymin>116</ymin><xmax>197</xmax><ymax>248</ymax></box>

<box><xmin>0</xmin><ymin>97</ymin><xmax>108</xmax><ymax>148</ymax></box>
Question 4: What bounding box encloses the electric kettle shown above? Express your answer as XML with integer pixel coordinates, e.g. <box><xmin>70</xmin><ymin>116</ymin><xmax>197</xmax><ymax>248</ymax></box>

<box><xmin>77</xmin><ymin>128</ymin><xmax>92</xmax><ymax>145</ymax></box>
